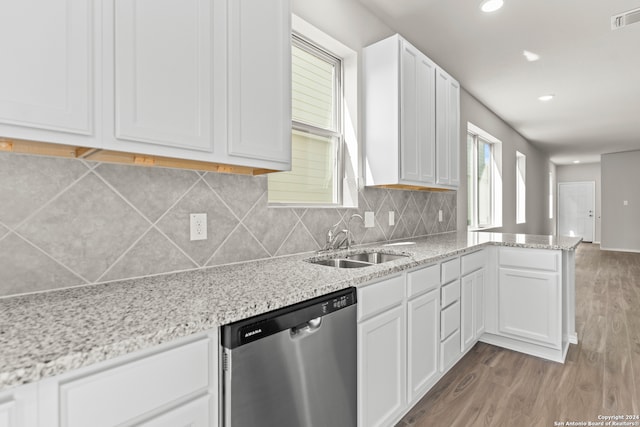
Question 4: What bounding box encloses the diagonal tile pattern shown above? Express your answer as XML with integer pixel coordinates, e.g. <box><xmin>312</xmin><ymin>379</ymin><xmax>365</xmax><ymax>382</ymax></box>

<box><xmin>157</xmin><ymin>181</ymin><xmax>238</xmax><ymax>266</ymax></box>
<box><xmin>0</xmin><ymin>152</ymin><xmax>88</xmax><ymax>228</ymax></box>
<box><xmin>95</xmin><ymin>163</ymin><xmax>200</xmax><ymax>222</ymax></box>
<box><xmin>0</xmin><ymin>152</ymin><xmax>457</xmax><ymax>298</ymax></box>
<box><xmin>16</xmin><ymin>173</ymin><xmax>150</xmax><ymax>282</ymax></box>
<box><xmin>100</xmin><ymin>228</ymin><xmax>197</xmax><ymax>282</ymax></box>
<box><xmin>0</xmin><ymin>233</ymin><xmax>86</xmax><ymax>295</ymax></box>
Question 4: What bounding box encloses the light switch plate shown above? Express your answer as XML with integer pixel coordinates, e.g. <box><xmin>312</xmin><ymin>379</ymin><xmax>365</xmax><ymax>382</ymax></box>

<box><xmin>624</xmin><ymin>200</ymin><xmax>629</xmax><ymax>206</ymax></box>
<box><xmin>438</xmin><ymin>210</ymin><xmax>443</xmax><ymax>222</ymax></box>
<box><xmin>364</xmin><ymin>211</ymin><xmax>375</xmax><ymax>228</ymax></box>
<box><xmin>389</xmin><ymin>211</ymin><xmax>395</xmax><ymax>226</ymax></box>
<box><xmin>190</xmin><ymin>213</ymin><xmax>207</xmax><ymax>241</ymax></box>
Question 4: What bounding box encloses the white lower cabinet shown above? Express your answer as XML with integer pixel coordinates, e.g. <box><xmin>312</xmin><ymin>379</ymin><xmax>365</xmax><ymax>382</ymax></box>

<box><xmin>0</xmin><ymin>384</ymin><xmax>37</xmax><ymax>427</ymax></box>
<box><xmin>358</xmin><ymin>305</ymin><xmax>406</xmax><ymax>427</ymax></box>
<box><xmin>461</xmin><ymin>268</ymin><xmax>485</xmax><ymax>352</ymax></box>
<box><xmin>498</xmin><ymin>268</ymin><xmax>561</xmax><ymax>348</ymax></box>
<box><xmin>137</xmin><ymin>394</ymin><xmax>210</xmax><ymax>427</ymax></box>
<box><xmin>37</xmin><ymin>331</ymin><xmax>218</xmax><ymax>427</ymax></box>
<box><xmin>407</xmin><ymin>289</ymin><xmax>439</xmax><ymax>404</ymax></box>
<box><xmin>357</xmin><ymin>276</ymin><xmax>406</xmax><ymax>427</ymax></box>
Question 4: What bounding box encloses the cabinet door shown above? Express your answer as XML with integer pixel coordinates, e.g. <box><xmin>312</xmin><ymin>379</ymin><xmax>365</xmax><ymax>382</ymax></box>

<box><xmin>498</xmin><ymin>268</ymin><xmax>561</xmax><ymax>348</ymax></box>
<box><xmin>474</xmin><ymin>269</ymin><xmax>486</xmax><ymax>337</ymax></box>
<box><xmin>137</xmin><ymin>395</ymin><xmax>210</xmax><ymax>427</ymax></box>
<box><xmin>461</xmin><ymin>274</ymin><xmax>474</xmax><ymax>352</ymax></box>
<box><xmin>447</xmin><ymin>78</ymin><xmax>460</xmax><ymax>187</ymax></box>
<box><xmin>400</xmin><ymin>41</ymin><xmax>420</xmax><ymax>183</ymax></box>
<box><xmin>227</xmin><ymin>0</ymin><xmax>291</xmax><ymax>164</ymax></box>
<box><xmin>435</xmin><ymin>69</ymin><xmax>449</xmax><ymax>185</ymax></box>
<box><xmin>407</xmin><ymin>290</ymin><xmax>439</xmax><ymax>403</ymax></box>
<box><xmin>114</xmin><ymin>0</ymin><xmax>213</xmax><ymax>151</ymax></box>
<box><xmin>0</xmin><ymin>0</ymin><xmax>93</xmax><ymax>135</ymax></box>
<box><xmin>0</xmin><ymin>384</ymin><xmax>38</xmax><ymax>427</ymax></box>
<box><xmin>400</xmin><ymin>41</ymin><xmax>435</xmax><ymax>184</ymax></box>
<box><xmin>435</xmin><ymin>69</ymin><xmax>460</xmax><ymax>187</ymax></box>
<box><xmin>358</xmin><ymin>306</ymin><xmax>406</xmax><ymax>427</ymax></box>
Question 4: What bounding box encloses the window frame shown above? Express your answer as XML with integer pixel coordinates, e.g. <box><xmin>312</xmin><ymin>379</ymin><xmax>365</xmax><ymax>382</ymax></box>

<box><xmin>267</xmin><ymin>23</ymin><xmax>354</xmax><ymax>208</ymax></box>
<box><xmin>467</xmin><ymin>123</ymin><xmax>501</xmax><ymax>230</ymax></box>
<box><xmin>516</xmin><ymin>150</ymin><xmax>526</xmax><ymax>224</ymax></box>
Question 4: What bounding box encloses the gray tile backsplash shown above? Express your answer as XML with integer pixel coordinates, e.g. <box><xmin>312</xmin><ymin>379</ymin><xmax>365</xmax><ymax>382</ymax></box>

<box><xmin>0</xmin><ymin>152</ymin><xmax>456</xmax><ymax>297</ymax></box>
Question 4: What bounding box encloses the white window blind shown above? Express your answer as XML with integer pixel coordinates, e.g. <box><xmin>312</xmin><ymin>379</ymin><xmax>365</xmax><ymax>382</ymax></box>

<box><xmin>268</xmin><ymin>35</ymin><xmax>342</xmax><ymax>205</ymax></box>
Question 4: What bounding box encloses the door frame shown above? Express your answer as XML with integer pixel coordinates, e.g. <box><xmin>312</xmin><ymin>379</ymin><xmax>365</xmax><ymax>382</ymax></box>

<box><xmin>557</xmin><ymin>181</ymin><xmax>595</xmax><ymax>243</ymax></box>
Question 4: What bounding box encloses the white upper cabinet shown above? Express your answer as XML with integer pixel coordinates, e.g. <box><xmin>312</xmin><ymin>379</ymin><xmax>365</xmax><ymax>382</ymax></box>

<box><xmin>400</xmin><ymin>40</ymin><xmax>436</xmax><ymax>184</ymax></box>
<box><xmin>435</xmin><ymin>68</ymin><xmax>460</xmax><ymax>187</ymax></box>
<box><xmin>364</xmin><ymin>34</ymin><xmax>458</xmax><ymax>189</ymax></box>
<box><xmin>0</xmin><ymin>0</ymin><xmax>100</xmax><ymax>147</ymax></box>
<box><xmin>113</xmin><ymin>0</ymin><xmax>214</xmax><ymax>152</ymax></box>
<box><xmin>1</xmin><ymin>0</ymin><xmax>291</xmax><ymax>171</ymax></box>
<box><xmin>227</xmin><ymin>0</ymin><xmax>291</xmax><ymax>164</ymax></box>
<box><xmin>105</xmin><ymin>0</ymin><xmax>291</xmax><ymax>170</ymax></box>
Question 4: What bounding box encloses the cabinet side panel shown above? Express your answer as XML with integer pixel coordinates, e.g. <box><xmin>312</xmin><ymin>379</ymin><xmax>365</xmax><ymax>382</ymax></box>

<box><xmin>364</xmin><ymin>36</ymin><xmax>400</xmax><ymax>186</ymax></box>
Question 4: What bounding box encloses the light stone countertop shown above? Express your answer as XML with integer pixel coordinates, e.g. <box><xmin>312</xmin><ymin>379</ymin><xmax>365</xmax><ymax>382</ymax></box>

<box><xmin>0</xmin><ymin>231</ymin><xmax>581</xmax><ymax>392</ymax></box>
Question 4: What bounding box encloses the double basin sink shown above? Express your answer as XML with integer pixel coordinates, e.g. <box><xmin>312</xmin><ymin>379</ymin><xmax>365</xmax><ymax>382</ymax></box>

<box><xmin>307</xmin><ymin>251</ymin><xmax>409</xmax><ymax>269</ymax></box>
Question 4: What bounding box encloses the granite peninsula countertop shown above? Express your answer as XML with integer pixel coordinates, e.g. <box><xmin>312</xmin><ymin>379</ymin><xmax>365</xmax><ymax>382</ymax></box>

<box><xmin>0</xmin><ymin>231</ymin><xmax>581</xmax><ymax>392</ymax></box>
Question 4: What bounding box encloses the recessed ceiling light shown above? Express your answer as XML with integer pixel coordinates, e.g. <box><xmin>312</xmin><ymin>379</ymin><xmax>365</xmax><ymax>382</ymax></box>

<box><xmin>523</xmin><ymin>50</ymin><xmax>540</xmax><ymax>62</ymax></box>
<box><xmin>573</xmin><ymin>160</ymin><xmax>581</xmax><ymax>164</ymax></box>
<box><xmin>538</xmin><ymin>94</ymin><xmax>555</xmax><ymax>102</ymax></box>
<box><xmin>480</xmin><ymin>0</ymin><xmax>504</xmax><ymax>13</ymax></box>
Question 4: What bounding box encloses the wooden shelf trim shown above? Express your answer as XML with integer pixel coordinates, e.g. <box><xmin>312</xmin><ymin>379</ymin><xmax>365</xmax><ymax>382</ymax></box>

<box><xmin>0</xmin><ymin>137</ymin><xmax>276</xmax><ymax>175</ymax></box>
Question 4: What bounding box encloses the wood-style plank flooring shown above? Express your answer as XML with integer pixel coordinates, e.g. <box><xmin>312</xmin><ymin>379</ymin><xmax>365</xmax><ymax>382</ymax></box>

<box><xmin>397</xmin><ymin>243</ymin><xmax>640</xmax><ymax>426</ymax></box>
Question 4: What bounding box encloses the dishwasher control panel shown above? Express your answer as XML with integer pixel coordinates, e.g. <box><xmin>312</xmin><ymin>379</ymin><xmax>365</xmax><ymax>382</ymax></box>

<box><xmin>222</xmin><ymin>287</ymin><xmax>356</xmax><ymax>349</ymax></box>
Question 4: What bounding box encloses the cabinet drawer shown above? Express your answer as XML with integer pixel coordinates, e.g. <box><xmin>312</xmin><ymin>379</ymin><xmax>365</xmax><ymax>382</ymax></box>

<box><xmin>440</xmin><ymin>301</ymin><xmax>460</xmax><ymax>340</ymax></box>
<box><xmin>499</xmin><ymin>247</ymin><xmax>559</xmax><ymax>272</ymax></box>
<box><xmin>441</xmin><ymin>257</ymin><xmax>460</xmax><ymax>284</ymax></box>
<box><xmin>358</xmin><ymin>275</ymin><xmax>405</xmax><ymax>321</ymax></box>
<box><xmin>461</xmin><ymin>250</ymin><xmax>487</xmax><ymax>275</ymax></box>
<box><xmin>59</xmin><ymin>338</ymin><xmax>210</xmax><ymax>427</ymax></box>
<box><xmin>441</xmin><ymin>279</ymin><xmax>460</xmax><ymax>308</ymax></box>
<box><xmin>407</xmin><ymin>264</ymin><xmax>439</xmax><ymax>298</ymax></box>
<box><xmin>440</xmin><ymin>330</ymin><xmax>461</xmax><ymax>372</ymax></box>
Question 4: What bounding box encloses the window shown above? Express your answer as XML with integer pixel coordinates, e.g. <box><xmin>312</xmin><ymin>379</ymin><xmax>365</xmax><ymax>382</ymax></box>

<box><xmin>268</xmin><ymin>34</ymin><xmax>343</xmax><ymax>205</ymax></box>
<box><xmin>516</xmin><ymin>151</ymin><xmax>526</xmax><ymax>224</ymax></box>
<box><xmin>467</xmin><ymin>123</ymin><xmax>501</xmax><ymax>229</ymax></box>
<box><xmin>548</xmin><ymin>170</ymin><xmax>554</xmax><ymax>219</ymax></box>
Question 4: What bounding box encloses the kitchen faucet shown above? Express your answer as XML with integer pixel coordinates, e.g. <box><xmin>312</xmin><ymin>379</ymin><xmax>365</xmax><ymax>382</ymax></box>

<box><xmin>322</xmin><ymin>214</ymin><xmax>364</xmax><ymax>251</ymax></box>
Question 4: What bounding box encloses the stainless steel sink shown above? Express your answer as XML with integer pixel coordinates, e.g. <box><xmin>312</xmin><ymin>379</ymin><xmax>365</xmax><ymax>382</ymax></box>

<box><xmin>345</xmin><ymin>252</ymin><xmax>407</xmax><ymax>264</ymax></box>
<box><xmin>310</xmin><ymin>258</ymin><xmax>372</xmax><ymax>268</ymax></box>
<box><xmin>307</xmin><ymin>251</ymin><xmax>409</xmax><ymax>268</ymax></box>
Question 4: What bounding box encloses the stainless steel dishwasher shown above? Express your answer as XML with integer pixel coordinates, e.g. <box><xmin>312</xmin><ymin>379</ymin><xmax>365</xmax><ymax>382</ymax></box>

<box><xmin>220</xmin><ymin>287</ymin><xmax>357</xmax><ymax>427</ymax></box>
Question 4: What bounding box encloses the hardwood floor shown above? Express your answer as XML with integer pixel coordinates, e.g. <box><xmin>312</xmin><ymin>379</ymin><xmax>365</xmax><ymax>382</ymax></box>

<box><xmin>397</xmin><ymin>243</ymin><xmax>640</xmax><ymax>426</ymax></box>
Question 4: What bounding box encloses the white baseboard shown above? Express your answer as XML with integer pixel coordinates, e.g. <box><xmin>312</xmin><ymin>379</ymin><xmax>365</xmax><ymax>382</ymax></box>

<box><xmin>600</xmin><ymin>246</ymin><xmax>640</xmax><ymax>254</ymax></box>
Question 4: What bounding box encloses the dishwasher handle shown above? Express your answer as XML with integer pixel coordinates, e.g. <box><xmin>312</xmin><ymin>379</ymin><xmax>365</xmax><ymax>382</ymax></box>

<box><xmin>290</xmin><ymin>317</ymin><xmax>322</xmax><ymax>338</ymax></box>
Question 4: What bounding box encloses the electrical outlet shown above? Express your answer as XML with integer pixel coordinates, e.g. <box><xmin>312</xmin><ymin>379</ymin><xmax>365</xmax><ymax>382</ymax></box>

<box><xmin>438</xmin><ymin>210</ymin><xmax>443</xmax><ymax>222</ymax></box>
<box><xmin>389</xmin><ymin>211</ymin><xmax>395</xmax><ymax>226</ymax></box>
<box><xmin>364</xmin><ymin>211</ymin><xmax>375</xmax><ymax>228</ymax></box>
<box><xmin>190</xmin><ymin>213</ymin><xmax>207</xmax><ymax>241</ymax></box>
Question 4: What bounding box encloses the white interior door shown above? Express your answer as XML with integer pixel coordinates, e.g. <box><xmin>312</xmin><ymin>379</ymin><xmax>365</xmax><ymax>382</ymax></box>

<box><xmin>558</xmin><ymin>182</ymin><xmax>595</xmax><ymax>242</ymax></box>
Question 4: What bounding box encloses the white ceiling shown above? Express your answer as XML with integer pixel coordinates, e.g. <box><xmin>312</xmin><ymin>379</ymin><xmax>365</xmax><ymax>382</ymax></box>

<box><xmin>358</xmin><ymin>0</ymin><xmax>640</xmax><ymax>165</ymax></box>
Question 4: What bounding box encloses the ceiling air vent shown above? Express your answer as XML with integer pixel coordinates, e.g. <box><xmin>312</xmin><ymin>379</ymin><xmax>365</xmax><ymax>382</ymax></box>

<box><xmin>611</xmin><ymin>7</ymin><xmax>640</xmax><ymax>30</ymax></box>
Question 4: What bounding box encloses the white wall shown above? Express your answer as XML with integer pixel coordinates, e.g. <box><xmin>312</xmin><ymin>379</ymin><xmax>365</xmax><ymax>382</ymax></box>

<box><xmin>457</xmin><ymin>89</ymin><xmax>554</xmax><ymax>235</ymax></box>
<box><xmin>601</xmin><ymin>150</ymin><xmax>640</xmax><ymax>252</ymax></box>
<box><xmin>293</xmin><ymin>0</ymin><xmax>554</xmax><ymax>236</ymax></box>
<box><xmin>556</xmin><ymin>163</ymin><xmax>601</xmax><ymax>243</ymax></box>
